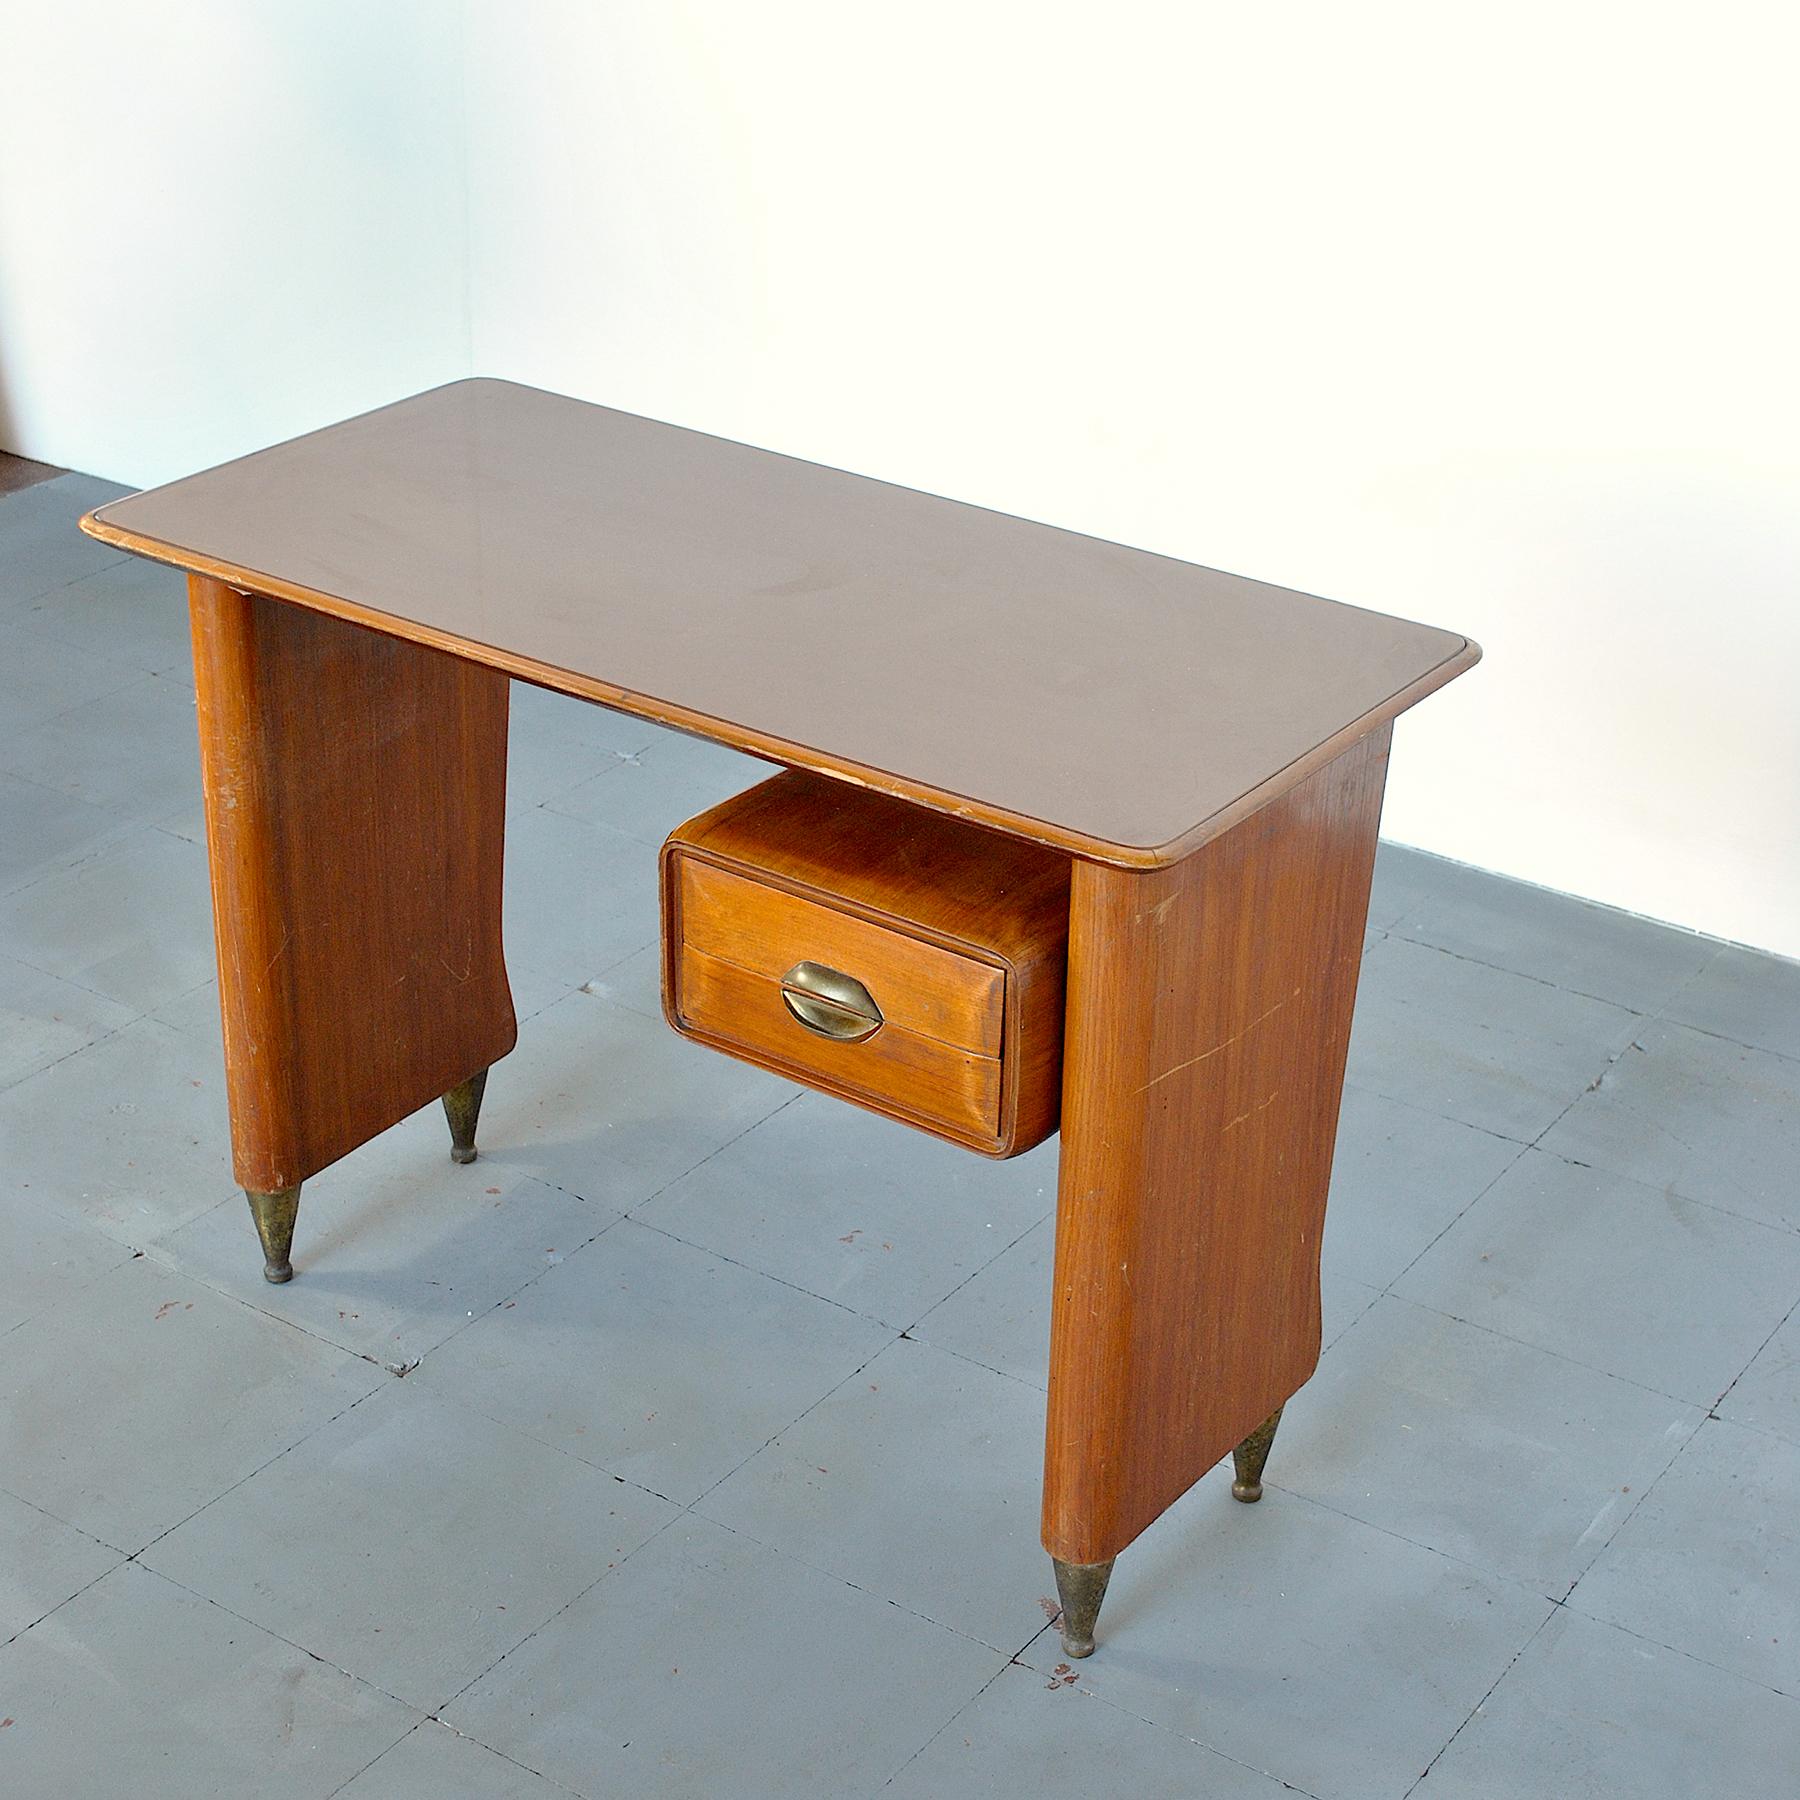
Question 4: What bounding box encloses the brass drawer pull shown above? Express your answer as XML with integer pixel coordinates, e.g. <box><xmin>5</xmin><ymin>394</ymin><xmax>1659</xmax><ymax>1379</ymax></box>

<box><xmin>781</xmin><ymin>961</ymin><xmax>883</xmax><ymax>1041</ymax></box>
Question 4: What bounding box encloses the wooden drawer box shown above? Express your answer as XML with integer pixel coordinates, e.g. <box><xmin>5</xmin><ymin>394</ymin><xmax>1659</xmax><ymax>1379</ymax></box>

<box><xmin>661</xmin><ymin>770</ymin><xmax>1070</xmax><ymax>1156</ymax></box>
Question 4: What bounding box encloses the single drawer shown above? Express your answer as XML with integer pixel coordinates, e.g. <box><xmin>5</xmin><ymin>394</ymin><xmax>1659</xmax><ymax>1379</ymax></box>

<box><xmin>661</xmin><ymin>770</ymin><xmax>1069</xmax><ymax>1156</ymax></box>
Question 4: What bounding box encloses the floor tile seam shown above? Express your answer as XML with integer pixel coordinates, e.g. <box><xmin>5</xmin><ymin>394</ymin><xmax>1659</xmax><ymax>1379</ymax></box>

<box><xmin>899</xmin><ymin>1207</ymin><xmax>1056</xmax><ymax>1340</ymax></box>
<box><xmin>351</xmin><ymin>1357</ymin><xmax>700</xmax><ymax>1510</ymax></box>
<box><xmin>1519</xmin><ymin>1028</ymin><xmax>1643</xmax><ymax>1155</ymax></box>
<box><xmin>586</xmin><ymin>1209</ymin><xmax>898</xmax><ymax>1336</ymax></box>
<box><xmin>578</xmin><ymin>926</ymin><xmax>662</xmax><ymax>986</ymax></box>
<box><xmin>143</xmin><ymin>970</ymin><xmax>221</xmax><ymax>1026</ymax></box>
<box><xmin>0</xmin><ymin>1010</ymin><xmax>161</xmax><ymax>1100</ymax></box>
<box><xmin>1369</xmin><ymin>1133</ymin><xmax>1535</xmax><ymax>1298</ymax></box>
<box><xmin>1542</xmin><ymin>1407</ymin><xmax>1714</xmax><ymax>1592</ymax></box>
<box><xmin>0</xmin><ymin>1551</ymin><xmax>129</xmax><ymax>1652</ymax></box>
<box><xmin>1202</xmin><ymin>1469</ymin><xmax>1571</xmax><ymax>1606</ymax></box>
<box><xmin>872</xmin><ymin>1657</ymin><xmax>1021</xmax><ymax>1795</ymax></box>
<box><xmin>0</xmin><ymin>808</ymin><xmax>145</xmax><ymax>904</ymax></box>
<box><xmin>900</xmin><ymin>1329</ymin><xmax>1049</xmax><ymax>1397</ymax></box>
<box><xmin>1703</xmin><ymin>1405</ymin><xmax>1800</xmax><ymax>1453</ymax></box>
<box><xmin>1501</xmin><ymin>1142</ymin><xmax>1800</xmax><ymax>1243</ymax></box>
<box><xmin>129</xmin><ymin>1377</ymin><xmax>392</xmax><ymax>1566</ymax></box>
<box><xmin>1013</xmin><ymin>1610</ymin><xmax>1358</xmax><ymax>1797</ymax></box>
<box><xmin>19</xmin><ymin>605</ymin><xmax>186</xmax><ymax>676</ymax></box>
<box><xmin>1380</xmin><ymin>923</ymin><xmax>1688</xmax><ymax>1012</ymax></box>
<box><xmin>143</xmin><ymin>1440</ymin><xmax>685</xmax><ymax>1724</ymax></box>
<box><xmin>324</xmin><ymin>1721</ymin><xmax>592</xmax><ymax>1800</ymax></box>
<box><xmin>511</xmin><ymin>716</ymin><xmax>656</xmax><ymax>764</ymax></box>
<box><xmin>1554</xmin><ymin>1086</ymin><xmax>1782</xmax><ymax>1221</ymax></box>
<box><xmin>1375</xmin><ymin>1148</ymin><xmax>1800</xmax><ymax>1376</ymax></box>
<box><xmin>145</xmin><ymin>820</ymin><xmax>206</xmax><ymax>857</ymax></box>
<box><xmin>1710</xmin><ymin>1292</ymin><xmax>1800</xmax><ymax>1420</ymax></box>
<box><xmin>319</xmin><ymin>1722</ymin><xmax>450</xmax><ymax>1800</ymax></box>
<box><xmin>115</xmin><ymin>1554</ymin><xmax>429</xmax><ymax>1718</ymax></box>
<box><xmin>138</xmin><ymin>1196</ymin><xmax>645</xmax><ymax>1409</ymax></box>
<box><xmin>0</xmin><ymin>550</ymin><xmax>133</xmax><ymax>615</ymax></box>
<box><xmin>1375</xmin><ymin>1288</ymin><xmax>1725</xmax><ymax>1412</ymax></box>
<box><xmin>1401</xmin><ymin>1603</ymin><xmax>1559</xmax><ymax>1798</ymax></box>
<box><xmin>385</xmin><ymin>1368</ymin><xmax>690</xmax><ymax>1515</ymax></box>
<box><xmin>627</xmin><ymin>1193</ymin><xmax>1057</xmax><ymax>1345</ymax></box>
<box><xmin>515</xmin><ymin>981</ymin><xmax>588</xmax><ymax>1025</ymax></box>
<box><xmin>51</xmin><ymin>1180</ymin><xmax>252</xmax><ymax>1270</ymax></box>
<box><xmin>0</xmin><ymin>1235</ymin><xmax>143</xmax><ymax>1344</ymax></box>
<box><xmin>679</xmin><ymin>1328</ymin><xmax>905</xmax><ymax>1512</ymax></box>
<box><xmin>0</xmin><ymin>1477</ymin><xmax>135</xmax><ymax>1560</ymax></box>
<box><xmin>133</xmin><ymin>1231</ymin><xmax>456</xmax><ymax>1375</ymax></box>
<box><xmin>1519</xmin><ymin>952</ymin><xmax>1797</xmax><ymax>1224</ymax></box>
<box><xmin>343</xmin><ymin>1720</ymin><xmax>590</xmax><ymax>1800</ymax></box>
<box><xmin>1297</xmin><ymin>1299</ymin><xmax>1707</xmax><ymax>1584</ymax></box>
<box><xmin>1338</xmin><ymin>1078</ymin><xmax>1537</xmax><ymax>1150</ymax></box>
<box><xmin>0</xmin><ymin>1481</ymin><xmax>132</xmax><ymax>1649</ymax></box>
<box><xmin>429</xmin><ymin>1505</ymin><xmax>695</xmax><ymax>1724</ymax></box>
<box><xmin>0</xmin><ymin>813</ymin><xmax>210</xmax><ymax>950</ymax></box>
<box><xmin>1553</xmin><ymin>1586</ymin><xmax>1800</xmax><ymax>1704</ymax></box>
<box><xmin>0</xmin><ymin>661</ymin><xmax>181</xmax><ymax>746</ymax></box>
<box><xmin>1043</xmin><ymin>1680</ymin><xmax>1339</xmax><ymax>1800</ymax></box>
<box><xmin>528</xmin><ymin>789</ymin><xmax>665</xmax><ymax>851</ymax></box>
<box><xmin>659</xmin><ymin>1499</ymin><xmax>1033</xmax><ymax>1662</ymax></box>
<box><xmin>1614</xmin><ymin>946</ymin><xmax>1768</xmax><ymax>1058</ymax></box>
<box><xmin>1648</xmin><ymin>1013</ymin><xmax>1800</xmax><ymax>1067</ymax></box>
<box><xmin>393</xmin><ymin>1207</ymin><xmax>634</xmax><ymax>1371</ymax></box>
<box><xmin>880</xmin><ymin>1649</ymin><xmax>1336</xmax><ymax>1800</ymax></box>
<box><xmin>1552</xmin><ymin>1401</ymin><xmax>1798</xmax><ymax>1600</ymax></box>
<box><xmin>519</xmin><ymin>750</ymin><xmax>646</xmax><ymax>815</ymax></box>
<box><xmin>614</xmin><ymin>1086</ymin><xmax>809</xmax><ymax>1222</ymax></box>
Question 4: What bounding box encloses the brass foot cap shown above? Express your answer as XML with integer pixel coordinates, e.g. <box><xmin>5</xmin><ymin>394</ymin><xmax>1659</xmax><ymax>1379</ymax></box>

<box><xmin>263</xmin><ymin>1259</ymin><xmax>294</xmax><ymax>1285</ymax></box>
<box><xmin>1232</xmin><ymin>1478</ymin><xmax>1263</xmax><ymax>1503</ymax></box>
<box><xmin>1060</xmin><ymin>1631</ymin><xmax>1096</xmax><ymax>1659</ymax></box>
<box><xmin>450</xmin><ymin>1144</ymin><xmax>478</xmax><ymax>1165</ymax></box>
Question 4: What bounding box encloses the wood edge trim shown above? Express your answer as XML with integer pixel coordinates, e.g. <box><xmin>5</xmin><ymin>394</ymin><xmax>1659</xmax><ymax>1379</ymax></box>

<box><xmin>83</xmin><ymin>518</ymin><xmax>1476</xmax><ymax>870</ymax></box>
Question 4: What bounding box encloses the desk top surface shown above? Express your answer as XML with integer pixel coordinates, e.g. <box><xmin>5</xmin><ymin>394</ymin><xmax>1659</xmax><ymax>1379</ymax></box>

<box><xmin>85</xmin><ymin>379</ymin><xmax>1476</xmax><ymax>866</ymax></box>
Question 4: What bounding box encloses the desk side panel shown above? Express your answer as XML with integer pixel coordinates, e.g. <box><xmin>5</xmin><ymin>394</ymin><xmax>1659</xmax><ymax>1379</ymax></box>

<box><xmin>1043</xmin><ymin>725</ymin><xmax>1390</xmax><ymax>1562</ymax></box>
<box><xmin>189</xmin><ymin>577</ymin><xmax>517</xmax><ymax>1191</ymax></box>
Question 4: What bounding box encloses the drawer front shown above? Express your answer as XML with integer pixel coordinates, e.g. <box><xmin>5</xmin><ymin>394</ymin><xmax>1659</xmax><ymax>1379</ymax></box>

<box><xmin>675</xmin><ymin>946</ymin><xmax>1003</xmax><ymax>1143</ymax></box>
<box><xmin>676</xmin><ymin>856</ymin><xmax>1004</xmax><ymax>1056</ymax></box>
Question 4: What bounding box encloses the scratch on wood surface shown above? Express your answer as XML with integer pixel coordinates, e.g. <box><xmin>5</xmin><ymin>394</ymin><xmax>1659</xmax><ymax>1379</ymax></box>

<box><xmin>1133</xmin><ymin>987</ymin><xmax>1300</xmax><ymax>1096</ymax></box>
<box><xmin>1222</xmin><ymin>1089</ymin><xmax>1282</xmax><ymax>1133</ymax></box>
<box><xmin>261</xmin><ymin>929</ymin><xmax>292</xmax><ymax>977</ymax></box>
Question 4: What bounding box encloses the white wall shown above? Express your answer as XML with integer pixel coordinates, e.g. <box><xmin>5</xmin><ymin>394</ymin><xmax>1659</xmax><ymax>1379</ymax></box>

<box><xmin>6</xmin><ymin>3</ymin><xmax>1798</xmax><ymax>956</ymax></box>
<box><xmin>0</xmin><ymin>0</ymin><xmax>467</xmax><ymax>487</ymax></box>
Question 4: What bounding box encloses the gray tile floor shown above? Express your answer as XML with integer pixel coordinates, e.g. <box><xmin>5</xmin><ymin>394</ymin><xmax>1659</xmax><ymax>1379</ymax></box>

<box><xmin>1</xmin><ymin>468</ymin><xmax>1797</xmax><ymax>1797</ymax></box>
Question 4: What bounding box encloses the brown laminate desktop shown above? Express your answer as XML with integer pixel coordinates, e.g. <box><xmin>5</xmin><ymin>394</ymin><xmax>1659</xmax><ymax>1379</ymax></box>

<box><xmin>81</xmin><ymin>382</ymin><xmax>1478</xmax><ymax>1661</ymax></box>
<box><xmin>84</xmin><ymin>378</ymin><xmax>1473</xmax><ymax>868</ymax></box>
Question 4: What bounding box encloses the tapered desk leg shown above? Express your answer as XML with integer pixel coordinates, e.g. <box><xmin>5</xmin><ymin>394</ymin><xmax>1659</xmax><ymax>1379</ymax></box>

<box><xmin>1042</xmin><ymin>727</ymin><xmax>1389</xmax><ymax>1657</ymax></box>
<box><xmin>189</xmin><ymin>577</ymin><xmax>517</xmax><ymax>1279</ymax></box>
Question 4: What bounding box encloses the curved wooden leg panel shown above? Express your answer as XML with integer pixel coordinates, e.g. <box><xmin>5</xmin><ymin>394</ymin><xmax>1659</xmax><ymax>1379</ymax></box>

<box><xmin>190</xmin><ymin>576</ymin><xmax>517</xmax><ymax>1215</ymax></box>
<box><xmin>1042</xmin><ymin>727</ymin><xmax>1389</xmax><ymax>1567</ymax></box>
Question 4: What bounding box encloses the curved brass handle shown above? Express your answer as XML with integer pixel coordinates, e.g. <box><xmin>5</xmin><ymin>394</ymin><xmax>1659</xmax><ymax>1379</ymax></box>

<box><xmin>780</xmin><ymin>961</ymin><xmax>883</xmax><ymax>1042</ymax></box>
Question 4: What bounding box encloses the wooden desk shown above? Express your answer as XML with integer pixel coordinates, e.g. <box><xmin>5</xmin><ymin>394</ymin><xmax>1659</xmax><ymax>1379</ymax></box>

<box><xmin>83</xmin><ymin>379</ymin><xmax>1478</xmax><ymax>1658</ymax></box>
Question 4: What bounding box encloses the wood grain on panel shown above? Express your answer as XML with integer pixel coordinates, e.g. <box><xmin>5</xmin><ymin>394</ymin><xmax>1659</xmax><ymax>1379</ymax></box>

<box><xmin>1042</xmin><ymin>726</ymin><xmax>1391</xmax><ymax>1564</ymax></box>
<box><xmin>679</xmin><ymin>858</ymin><xmax>1005</xmax><ymax>1055</ymax></box>
<box><xmin>188</xmin><ymin>576</ymin><xmax>517</xmax><ymax>1193</ymax></box>
<box><xmin>676</xmin><ymin>947</ymin><xmax>1003</xmax><ymax>1143</ymax></box>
